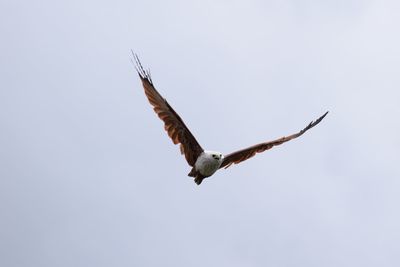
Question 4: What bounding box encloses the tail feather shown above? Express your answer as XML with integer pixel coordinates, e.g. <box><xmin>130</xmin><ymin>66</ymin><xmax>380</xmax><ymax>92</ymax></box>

<box><xmin>194</xmin><ymin>176</ymin><xmax>204</xmax><ymax>185</ymax></box>
<box><xmin>188</xmin><ymin>168</ymin><xmax>205</xmax><ymax>185</ymax></box>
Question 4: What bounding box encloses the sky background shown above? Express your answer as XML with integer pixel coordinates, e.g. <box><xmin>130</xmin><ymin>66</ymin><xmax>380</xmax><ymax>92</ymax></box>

<box><xmin>1</xmin><ymin>0</ymin><xmax>400</xmax><ymax>266</ymax></box>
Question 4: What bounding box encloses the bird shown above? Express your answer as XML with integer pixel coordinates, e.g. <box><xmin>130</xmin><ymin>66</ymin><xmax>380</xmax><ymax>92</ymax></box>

<box><xmin>133</xmin><ymin>53</ymin><xmax>328</xmax><ymax>185</ymax></box>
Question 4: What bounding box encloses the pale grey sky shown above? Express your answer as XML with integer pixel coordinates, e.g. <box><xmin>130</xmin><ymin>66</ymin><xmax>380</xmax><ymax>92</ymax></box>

<box><xmin>1</xmin><ymin>0</ymin><xmax>400</xmax><ymax>266</ymax></box>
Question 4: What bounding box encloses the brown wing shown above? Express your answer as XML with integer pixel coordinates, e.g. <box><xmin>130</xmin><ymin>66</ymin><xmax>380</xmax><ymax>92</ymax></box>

<box><xmin>133</xmin><ymin>53</ymin><xmax>204</xmax><ymax>166</ymax></box>
<box><xmin>220</xmin><ymin>111</ymin><xmax>328</xmax><ymax>169</ymax></box>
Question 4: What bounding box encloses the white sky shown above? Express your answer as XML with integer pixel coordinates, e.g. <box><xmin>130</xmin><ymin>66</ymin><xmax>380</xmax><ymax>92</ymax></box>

<box><xmin>1</xmin><ymin>0</ymin><xmax>400</xmax><ymax>266</ymax></box>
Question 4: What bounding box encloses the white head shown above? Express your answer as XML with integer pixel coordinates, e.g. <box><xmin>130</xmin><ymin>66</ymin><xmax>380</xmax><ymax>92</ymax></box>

<box><xmin>205</xmin><ymin>150</ymin><xmax>224</xmax><ymax>162</ymax></box>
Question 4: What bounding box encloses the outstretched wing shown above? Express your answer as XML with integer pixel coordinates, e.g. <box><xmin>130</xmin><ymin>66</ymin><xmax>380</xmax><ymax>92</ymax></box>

<box><xmin>220</xmin><ymin>112</ymin><xmax>328</xmax><ymax>169</ymax></box>
<box><xmin>133</xmin><ymin>53</ymin><xmax>204</xmax><ymax>166</ymax></box>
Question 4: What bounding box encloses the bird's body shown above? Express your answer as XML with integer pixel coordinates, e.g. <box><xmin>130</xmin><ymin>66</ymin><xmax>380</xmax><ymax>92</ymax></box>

<box><xmin>190</xmin><ymin>151</ymin><xmax>224</xmax><ymax>184</ymax></box>
<box><xmin>133</xmin><ymin>53</ymin><xmax>328</xmax><ymax>185</ymax></box>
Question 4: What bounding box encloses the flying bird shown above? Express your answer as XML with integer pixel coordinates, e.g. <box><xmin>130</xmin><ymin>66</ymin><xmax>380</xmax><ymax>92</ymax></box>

<box><xmin>133</xmin><ymin>54</ymin><xmax>328</xmax><ymax>185</ymax></box>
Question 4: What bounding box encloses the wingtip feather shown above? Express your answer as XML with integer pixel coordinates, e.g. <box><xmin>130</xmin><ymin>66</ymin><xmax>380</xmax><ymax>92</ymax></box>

<box><xmin>131</xmin><ymin>52</ymin><xmax>153</xmax><ymax>84</ymax></box>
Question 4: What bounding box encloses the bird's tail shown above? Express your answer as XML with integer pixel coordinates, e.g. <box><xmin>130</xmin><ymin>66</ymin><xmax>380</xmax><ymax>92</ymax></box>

<box><xmin>194</xmin><ymin>176</ymin><xmax>204</xmax><ymax>185</ymax></box>
<box><xmin>188</xmin><ymin>168</ymin><xmax>205</xmax><ymax>185</ymax></box>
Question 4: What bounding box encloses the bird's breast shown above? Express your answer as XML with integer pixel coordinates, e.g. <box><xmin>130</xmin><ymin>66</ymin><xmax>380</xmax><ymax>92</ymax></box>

<box><xmin>194</xmin><ymin>153</ymin><xmax>222</xmax><ymax>177</ymax></box>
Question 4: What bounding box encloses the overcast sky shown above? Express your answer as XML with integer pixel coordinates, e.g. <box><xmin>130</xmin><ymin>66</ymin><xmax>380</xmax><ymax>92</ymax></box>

<box><xmin>1</xmin><ymin>0</ymin><xmax>400</xmax><ymax>266</ymax></box>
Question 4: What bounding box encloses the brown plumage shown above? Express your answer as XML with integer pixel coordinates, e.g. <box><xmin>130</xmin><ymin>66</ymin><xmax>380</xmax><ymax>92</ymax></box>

<box><xmin>219</xmin><ymin>111</ymin><xmax>328</xmax><ymax>169</ymax></box>
<box><xmin>133</xmin><ymin>53</ymin><xmax>328</xmax><ymax>185</ymax></box>
<box><xmin>133</xmin><ymin>53</ymin><xmax>203</xmax><ymax>167</ymax></box>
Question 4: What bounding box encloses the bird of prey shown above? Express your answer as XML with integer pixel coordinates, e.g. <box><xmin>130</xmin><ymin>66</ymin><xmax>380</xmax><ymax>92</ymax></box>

<box><xmin>133</xmin><ymin>54</ymin><xmax>328</xmax><ymax>185</ymax></box>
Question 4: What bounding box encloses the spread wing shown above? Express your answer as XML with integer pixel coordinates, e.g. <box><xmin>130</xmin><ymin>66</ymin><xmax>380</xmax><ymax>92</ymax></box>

<box><xmin>220</xmin><ymin>112</ymin><xmax>328</xmax><ymax>169</ymax></box>
<box><xmin>133</xmin><ymin>53</ymin><xmax>204</xmax><ymax>166</ymax></box>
